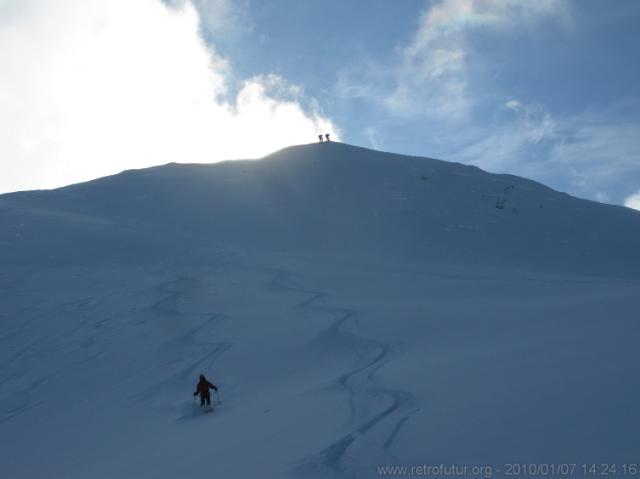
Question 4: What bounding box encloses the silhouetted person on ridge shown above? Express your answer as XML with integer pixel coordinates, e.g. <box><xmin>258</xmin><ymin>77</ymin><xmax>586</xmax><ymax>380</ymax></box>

<box><xmin>325</xmin><ymin>133</ymin><xmax>331</xmax><ymax>142</ymax></box>
<box><xmin>318</xmin><ymin>134</ymin><xmax>324</xmax><ymax>143</ymax></box>
<box><xmin>193</xmin><ymin>374</ymin><xmax>217</xmax><ymax>409</ymax></box>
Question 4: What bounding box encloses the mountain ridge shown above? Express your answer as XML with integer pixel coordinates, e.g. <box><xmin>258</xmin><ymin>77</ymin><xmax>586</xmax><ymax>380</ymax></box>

<box><xmin>2</xmin><ymin>142</ymin><xmax>639</xmax><ymax>277</ymax></box>
<box><xmin>2</xmin><ymin>142</ymin><xmax>640</xmax><ymax>478</ymax></box>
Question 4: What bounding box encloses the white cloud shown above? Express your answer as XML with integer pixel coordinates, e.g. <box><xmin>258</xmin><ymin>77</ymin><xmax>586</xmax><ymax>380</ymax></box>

<box><xmin>0</xmin><ymin>0</ymin><xmax>337</xmax><ymax>194</ymax></box>
<box><xmin>363</xmin><ymin>127</ymin><xmax>382</xmax><ymax>150</ymax></box>
<box><xmin>546</xmin><ymin>120</ymin><xmax>640</xmax><ymax>197</ymax></box>
<box><xmin>385</xmin><ymin>0</ymin><xmax>564</xmax><ymax>119</ymax></box>
<box><xmin>452</xmin><ymin>100</ymin><xmax>557</xmax><ymax>172</ymax></box>
<box><xmin>165</xmin><ymin>0</ymin><xmax>252</xmax><ymax>37</ymax></box>
<box><xmin>505</xmin><ymin>100</ymin><xmax>522</xmax><ymax>111</ymax></box>
<box><xmin>452</xmin><ymin>108</ymin><xmax>640</xmax><ymax>204</ymax></box>
<box><xmin>595</xmin><ymin>191</ymin><xmax>611</xmax><ymax>204</ymax></box>
<box><xmin>625</xmin><ymin>191</ymin><xmax>640</xmax><ymax>211</ymax></box>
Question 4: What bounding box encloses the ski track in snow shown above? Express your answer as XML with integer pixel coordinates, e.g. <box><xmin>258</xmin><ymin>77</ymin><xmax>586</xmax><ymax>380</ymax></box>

<box><xmin>129</xmin><ymin>275</ymin><xmax>230</xmax><ymax>415</ymax></box>
<box><xmin>0</xmin><ymin>295</ymin><xmax>98</xmax><ymax>424</ymax></box>
<box><xmin>266</xmin><ymin>269</ymin><xmax>417</xmax><ymax>478</ymax></box>
<box><xmin>383</xmin><ymin>414</ymin><xmax>411</xmax><ymax>457</ymax></box>
<box><xmin>0</xmin><ymin>400</ymin><xmax>45</xmax><ymax>425</ymax></box>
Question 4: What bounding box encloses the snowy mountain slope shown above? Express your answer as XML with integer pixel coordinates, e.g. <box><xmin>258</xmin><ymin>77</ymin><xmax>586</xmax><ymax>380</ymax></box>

<box><xmin>4</xmin><ymin>142</ymin><xmax>640</xmax><ymax>275</ymax></box>
<box><xmin>1</xmin><ymin>143</ymin><xmax>640</xmax><ymax>478</ymax></box>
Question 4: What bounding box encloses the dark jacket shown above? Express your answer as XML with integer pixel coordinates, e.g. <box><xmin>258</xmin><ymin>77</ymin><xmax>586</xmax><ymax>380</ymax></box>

<box><xmin>195</xmin><ymin>378</ymin><xmax>217</xmax><ymax>396</ymax></box>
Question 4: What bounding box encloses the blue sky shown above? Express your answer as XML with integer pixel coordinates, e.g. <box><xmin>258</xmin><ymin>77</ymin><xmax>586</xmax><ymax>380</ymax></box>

<box><xmin>203</xmin><ymin>0</ymin><xmax>640</xmax><ymax>207</ymax></box>
<box><xmin>1</xmin><ymin>0</ymin><xmax>639</xmax><ymax>208</ymax></box>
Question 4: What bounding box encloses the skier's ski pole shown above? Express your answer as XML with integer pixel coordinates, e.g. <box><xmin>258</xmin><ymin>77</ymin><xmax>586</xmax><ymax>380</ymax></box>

<box><xmin>192</xmin><ymin>395</ymin><xmax>196</xmax><ymax>417</ymax></box>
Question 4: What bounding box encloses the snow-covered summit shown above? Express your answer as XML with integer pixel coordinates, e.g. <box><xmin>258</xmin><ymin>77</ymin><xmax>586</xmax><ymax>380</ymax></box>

<box><xmin>2</xmin><ymin>142</ymin><xmax>639</xmax><ymax>276</ymax></box>
<box><xmin>1</xmin><ymin>143</ymin><xmax>640</xmax><ymax>478</ymax></box>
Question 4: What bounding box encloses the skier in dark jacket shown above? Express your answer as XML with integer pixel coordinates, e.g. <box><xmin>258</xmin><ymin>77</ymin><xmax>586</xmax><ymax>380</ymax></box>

<box><xmin>193</xmin><ymin>374</ymin><xmax>217</xmax><ymax>407</ymax></box>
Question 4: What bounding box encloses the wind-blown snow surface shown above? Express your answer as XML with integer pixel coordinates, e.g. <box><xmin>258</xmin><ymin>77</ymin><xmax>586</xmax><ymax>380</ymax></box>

<box><xmin>1</xmin><ymin>143</ymin><xmax>640</xmax><ymax>478</ymax></box>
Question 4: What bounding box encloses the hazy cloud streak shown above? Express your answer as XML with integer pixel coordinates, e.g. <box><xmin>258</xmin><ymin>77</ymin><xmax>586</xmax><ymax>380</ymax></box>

<box><xmin>385</xmin><ymin>0</ymin><xmax>563</xmax><ymax>119</ymax></box>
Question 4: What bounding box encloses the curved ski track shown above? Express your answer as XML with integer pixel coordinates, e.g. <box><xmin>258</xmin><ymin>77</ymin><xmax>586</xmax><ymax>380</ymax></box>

<box><xmin>267</xmin><ymin>269</ymin><xmax>417</xmax><ymax>478</ymax></box>
<box><xmin>130</xmin><ymin>276</ymin><xmax>230</xmax><ymax>412</ymax></box>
